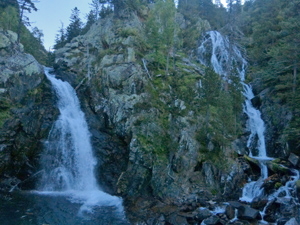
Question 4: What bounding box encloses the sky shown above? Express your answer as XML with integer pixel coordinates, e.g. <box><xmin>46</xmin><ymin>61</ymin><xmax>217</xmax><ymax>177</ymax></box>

<box><xmin>28</xmin><ymin>0</ymin><xmax>92</xmax><ymax>50</ymax></box>
<box><xmin>28</xmin><ymin>0</ymin><xmax>230</xmax><ymax>51</ymax></box>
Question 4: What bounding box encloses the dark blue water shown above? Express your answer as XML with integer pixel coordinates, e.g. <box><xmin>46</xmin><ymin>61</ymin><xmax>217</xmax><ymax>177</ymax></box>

<box><xmin>0</xmin><ymin>191</ymin><xmax>129</xmax><ymax>225</ymax></box>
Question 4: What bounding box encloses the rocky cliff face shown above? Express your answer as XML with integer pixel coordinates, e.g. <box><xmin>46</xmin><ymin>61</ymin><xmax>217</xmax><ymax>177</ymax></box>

<box><xmin>52</xmin><ymin>12</ymin><xmax>249</xmax><ymax>222</ymax></box>
<box><xmin>251</xmin><ymin>79</ymin><xmax>293</xmax><ymax>158</ymax></box>
<box><xmin>0</xmin><ymin>28</ymin><xmax>58</xmax><ymax>191</ymax></box>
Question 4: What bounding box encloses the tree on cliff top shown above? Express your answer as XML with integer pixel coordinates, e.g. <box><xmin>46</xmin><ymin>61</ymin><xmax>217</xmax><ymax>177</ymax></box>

<box><xmin>17</xmin><ymin>0</ymin><xmax>37</xmax><ymax>43</ymax></box>
<box><xmin>99</xmin><ymin>0</ymin><xmax>125</xmax><ymax>17</ymax></box>
<box><xmin>66</xmin><ymin>7</ymin><xmax>83</xmax><ymax>42</ymax></box>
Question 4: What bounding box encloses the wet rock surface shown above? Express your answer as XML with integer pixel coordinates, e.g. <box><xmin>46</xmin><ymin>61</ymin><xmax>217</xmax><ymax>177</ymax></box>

<box><xmin>0</xmin><ymin>29</ymin><xmax>58</xmax><ymax>191</ymax></box>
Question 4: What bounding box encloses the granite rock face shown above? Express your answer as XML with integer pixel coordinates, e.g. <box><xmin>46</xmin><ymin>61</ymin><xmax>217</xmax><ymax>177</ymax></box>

<box><xmin>0</xmin><ymin>29</ymin><xmax>58</xmax><ymax>191</ymax></box>
<box><xmin>52</xmin><ymin>11</ymin><xmax>246</xmax><ymax>213</ymax></box>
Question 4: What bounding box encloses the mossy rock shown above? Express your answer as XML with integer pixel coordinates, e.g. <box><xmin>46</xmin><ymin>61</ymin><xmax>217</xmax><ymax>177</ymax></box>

<box><xmin>244</xmin><ymin>155</ymin><xmax>260</xmax><ymax>166</ymax></box>
<box><xmin>266</xmin><ymin>161</ymin><xmax>289</xmax><ymax>174</ymax></box>
<box><xmin>275</xmin><ymin>182</ymin><xmax>282</xmax><ymax>189</ymax></box>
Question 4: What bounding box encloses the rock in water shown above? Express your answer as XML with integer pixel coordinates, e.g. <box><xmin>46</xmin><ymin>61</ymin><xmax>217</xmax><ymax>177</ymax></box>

<box><xmin>237</xmin><ymin>206</ymin><xmax>259</xmax><ymax>221</ymax></box>
<box><xmin>285</xmin><ymin>218</ymin><xmax>299</xmax><ymax>225</ymax></box>
<box><xmin>202</xmin><ymin>215</ymin><xmax>220</xmax><ymax>225</ymax></box>
<box><xmin>194</xmin><ymin>208</ymin><xmax>212</xmax><ymax>221</ymax></box>
<box><xmin>288</xmin><ymin>153</ymin><xmax>300</xmax><ymax>167</ymax></box>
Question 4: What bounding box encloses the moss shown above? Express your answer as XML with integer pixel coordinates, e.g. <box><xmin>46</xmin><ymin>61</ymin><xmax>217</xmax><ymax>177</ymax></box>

<box><xmin>210</xmin><ymin>188</ymin><xmax>218</xmax><ymax>196</ymax></box>
<box><xmin>119</xmin><ymin>28</ymin><xmax>138</xmax><ymax>38</ymax></box>
<box><xmin>0</xmin><ymin>110</ymin><xmax>11</xmax><ymax>128</ymax></box>
<box><xmin>275</xmin><ymin>182</ymin><xmax>282</xmax><ymax>189</ymax></box>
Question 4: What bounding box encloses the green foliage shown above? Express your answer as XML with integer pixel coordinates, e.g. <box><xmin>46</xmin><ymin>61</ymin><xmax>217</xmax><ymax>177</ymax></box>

<box><xmin>66</xmin><ymin>7</ymin><xmax>83</xmax><ymax>42</ymax></box>
<box><xmin>82</xmin><ymin>10</ymin><xmax>96</xmax><ymax>35</ymax></box>
<box><xmin>0</xmin><ymin>3</ymin><xmax>47</xmax><ymax>65</ymax></box>
<box><xmin>239</xmin><ymin>0</ymin><xmax>300</xmax><ymax>151</ymax></box>
<box><xmin>0</xmin><ymin>5</ymin><xmax>18</xmax><ymax>30</ymax></box>
<box><xmin>54</xmin><ymin>23</ymin><xmax>66</xmax><ymax>50</ymax></box>
<box><xmin>178</xmin><ymin>0</ymin><xmax>227</xmax><ymax>30</ymax></box>
<box><xmin>0</xmin><ymin>98</ymin><xmax>11</xmax><ymax>128</ymax></box>
<box><xmin>119</xmin><ymin>27</ymin><xmax>138</xmax><ymax>38</ymax></box>
<box><xmin>145</xmin><ymin>0</ymin><xmax>178</xmax><ymax>75</ymax></box>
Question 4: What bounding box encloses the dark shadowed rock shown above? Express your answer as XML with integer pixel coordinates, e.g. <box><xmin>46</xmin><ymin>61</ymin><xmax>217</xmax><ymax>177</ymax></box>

<box><xmin>202</xmin><ymin>215</ymin><xmax>220</xmax><ymax>225</ymax></box>
<box><xmin>277</xmin><ymin>218</ymin><xmax>290</xmax><ymax>225</ymax></box>
<box><xmin>263</xmin><ymin>199</ymin><xmax>280</xmax><ymax>223</ymax></box>
<box><xmin>251</xmin><ymin>95</ymin><xmax>261</xmax><ymax>109</ymax></box>
<box><xmin>225</xmin><ymin>205</ymin><xmax>236</xmax><ymax>220</ymax></box>
<box><xmin>194</xmin><ymin>207</ymin><xmax>212</xmax><ymax>221</ymax></box>
<box><xmin>166</xmin><ymin>214</ymin><xmax>188</xmax><ymax>225</ymax></box>
<box><xmin>229</xmin><ymin>201</ymin><xmax>244</xmax><ymax>209</ymax></box>
<box><xmin>230</xmin><ymin>221</ymin><xmax>250</xmax><ymax>225</ymax></box>
<box><xmin>250</xmin><ymin>196</ymin><xmax>268</xmax><ymax>210</ymax></box>
<box><xmin>237</xmin><ymin>206</ymin><xmax>259</xmax><ymax>221</ymax></box>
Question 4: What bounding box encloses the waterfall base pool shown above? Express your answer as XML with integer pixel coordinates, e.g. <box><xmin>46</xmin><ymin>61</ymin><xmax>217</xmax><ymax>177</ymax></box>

<box><xmin>0</xmin><ymin>191</ymin><xmax>129</xmax><ymax>225</ymax></box>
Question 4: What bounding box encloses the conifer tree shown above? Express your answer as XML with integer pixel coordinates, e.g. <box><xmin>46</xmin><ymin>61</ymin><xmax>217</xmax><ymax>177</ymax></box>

<box><xmin>17</xmin><ymin>0</ymin><xmax>37</xmax><ymax>43</ymax></box>
<box><xmin>90</xmin><ymin>0</ymin><xmax>101</xmax><ymax>20</ymax></box>
<box><xmin>66</xmin><ymin>7</ymin><xmax>82</xmax><ymax>42</ymax></box>
<box><xmin>31</xmin><ymin>26</ymin><xmax>43</xmax><ymax>44</ymax></box>
<box><xmin>99</xmin><ymin>0</ymin><xmax>125</xmax><ymax>17</ymax></box>
<box><xmin>82</xmin><ymin>10</ymin><xmax>96</xmax><ymax>35</ymax></box>
<box><xmin>146</xmin><ymin>0</ymin><xmax>177</xmax><ymax>75</ymax></box>
<box><xmin>54</xmin><ymin>23</ymin><xmax>66</xmax><ymax>50</ymax></box>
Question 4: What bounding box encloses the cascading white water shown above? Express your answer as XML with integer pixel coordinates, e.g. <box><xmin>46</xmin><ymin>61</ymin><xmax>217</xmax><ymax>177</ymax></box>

<box><xmin>37</xmin><ymin>67</ymin><xmax>123</xmax><ymax>215</ymax></box>
<box><xmin>198</xmin><ymin>31</ymin><xmax>300</xmax><ymax>222</ymax></box>
<box><xmin>198</xmin><ymin>31</ymin><xmax>247</xmax><ymax>81</ymax></box>
<box><xmin>197</xmin><ymin>31</ymin><xmax>269</xmax><ymax>203</ymax></box>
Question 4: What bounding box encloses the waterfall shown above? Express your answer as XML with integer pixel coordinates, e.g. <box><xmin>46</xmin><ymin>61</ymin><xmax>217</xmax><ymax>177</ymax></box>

<box><xmin>37</xmin><ymin>67</ymin><xmax>123</xmax><ymax>215</ymax></box>
<box><xmin>197</xmin><ymin>31</ymin><xmax>270</xmax><ymax>202</ymax></box>
<box><xmin>198</xmin><ymin>31</ymin><xmax>300</xmax><ymax>223</ymax></box>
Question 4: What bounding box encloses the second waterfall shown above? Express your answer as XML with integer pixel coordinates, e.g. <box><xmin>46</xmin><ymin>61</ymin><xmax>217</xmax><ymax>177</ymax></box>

<box><xmin>197</xmin><ymin>31</ymin><xmax>270</xmax><ymax>202</ymax></box>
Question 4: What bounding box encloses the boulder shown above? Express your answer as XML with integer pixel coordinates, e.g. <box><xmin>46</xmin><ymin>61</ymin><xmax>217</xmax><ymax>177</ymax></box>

<box><xmin>266</xmin><ymin>161</ymin><xmax>289</xmax><ymax>174</ymax></box>
<box><xmin>288</xmin><ymin>153</ymin><xmax>300</xmax><ymax>167</ymax></box>
<box><xmin>237</xmin><ymin>206</ymin><xmax>259</xmax><ymax>221</ymax></box>
<box><xmin>202</xmin><ymin>215</ymin><xmax>220</xmax><ymax>225</ymax></box>
<box><xmin>194</xmin><ymin>207</ymin><xmax>212</xmax><ymax>221</ymax></box>
<box><xmin>166</xmin><ymin>214</ymin><xmax>188</xmax><ymax>225</ymax></box>
<box><xmin>250</xmin><ymin>196</ymin><xmax>268</xmax><ymax>210</ymax></box>
<box><xmin>277</xmin><ymin>218</ymin><xmax>290</xmax><ymax>225</ymax></box>
<box><xmin>228</xmin><ymin>201</ymin><xmax>244</xmax><ymax>209</ymax></box>
<box><xmin>285</xmin><ymin>218</ymin><xmax>299</xmax><ymax>225</ymax></box>
<box><xmin>225</xmin><ymin>205</ymin><xmax>236</xmax><ymax>220</ymax></box>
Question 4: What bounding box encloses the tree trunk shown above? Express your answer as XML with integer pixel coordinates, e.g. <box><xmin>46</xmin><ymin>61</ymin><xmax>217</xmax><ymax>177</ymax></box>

<box><xmin>17</xmin><ymin>6</ymin><xmax>24</xmax><ymax>43</ymax></box>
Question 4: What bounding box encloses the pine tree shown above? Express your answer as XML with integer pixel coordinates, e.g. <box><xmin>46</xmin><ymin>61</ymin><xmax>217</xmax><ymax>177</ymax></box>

<box><xmin>99</xmin><ymin>0</ymin><xmax>125</xmax><ymax>18</ymax></box>
<box><xmin>54</xmin><ymin>23</ymin><xmax>66</xmax><ymax>50</ymax></box>
<box><xmin>66</xmin><ymin>7</ymin><xmax>83</xmax><ymax>42</ymax></box>
<box><xmin>17</xmin><ymin>0</ymin><xmax>37</xmax><ymax>43</ymax></box>
<box><xmin>82</xmin><ymin>10</ymin><xmax>96</xmax><ymax>34</ymax></box>
<box><xmin>146</xmin><ymin>0</ymin><xmax>177</xmax><ymax>75</ymax></box>
<box><xmin>31</xmin><ymin>26</ymin><xmax>43</xmax><ymax>44</ymax></box>
<box><xmin>90</xmin><ymin>0</ymin><xmax>101</xmax><ymax>20</ymax></box>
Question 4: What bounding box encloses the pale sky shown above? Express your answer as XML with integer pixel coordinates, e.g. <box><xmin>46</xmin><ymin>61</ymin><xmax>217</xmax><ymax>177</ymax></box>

<box><xmin>28</xmin><ymin>0</ymin><xmax>231</xmax><ymax>51</ymax></box>
<box><xmin>28</xmin><ymin>0</ymin><xmax>92</xmax><ymax>50</ymax></box>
